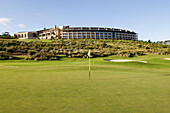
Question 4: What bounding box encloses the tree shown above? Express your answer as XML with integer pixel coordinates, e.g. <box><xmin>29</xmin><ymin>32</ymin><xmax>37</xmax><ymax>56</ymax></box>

<box><xmin>148</xmin><ymin>39</ymin><xmax>151</xmax><ymax>43</ymax></box>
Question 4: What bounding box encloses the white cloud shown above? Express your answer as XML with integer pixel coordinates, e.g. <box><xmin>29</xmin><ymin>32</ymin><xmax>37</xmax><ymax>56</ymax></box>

<box><xmin>18</xmin><ymin>24</ymin><xmax>26</xmax><ymax>28</ymax></box>
<box><xmin>0</xmin><ymin>17</ymin><xmax>11</xmax><ymax>27</ymax></box>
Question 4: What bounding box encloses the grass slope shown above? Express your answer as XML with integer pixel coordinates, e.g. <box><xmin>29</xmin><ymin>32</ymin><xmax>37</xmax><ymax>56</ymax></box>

<box><xmin>0</xmin><ymin>54</ymin><xmax>170</xmax><ymax>113</ymax></box>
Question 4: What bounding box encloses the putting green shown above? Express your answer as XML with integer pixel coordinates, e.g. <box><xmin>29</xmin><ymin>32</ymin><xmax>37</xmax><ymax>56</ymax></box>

<box><xmin>0</xmin><ymin>54</ymin><xmax>170</xmax><ymax>113</ymax></box>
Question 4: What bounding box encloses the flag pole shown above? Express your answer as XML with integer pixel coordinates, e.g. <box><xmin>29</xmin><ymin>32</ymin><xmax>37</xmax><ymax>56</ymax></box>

<box><xmin>88</xmin><ymin>50</ymin><xmax>91</xmax><ymax>80</ymax></box>
<box><xmin>89</xmin><ymin>54</ymin><xmax>90</xmax><ymax>80</ymax></box>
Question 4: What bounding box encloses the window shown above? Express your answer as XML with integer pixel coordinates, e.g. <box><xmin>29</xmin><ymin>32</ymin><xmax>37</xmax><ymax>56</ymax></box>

<box><xmin>14</xmin><ymin>35</ymin><xmax>17</xmax><ymax>38</ymax></box>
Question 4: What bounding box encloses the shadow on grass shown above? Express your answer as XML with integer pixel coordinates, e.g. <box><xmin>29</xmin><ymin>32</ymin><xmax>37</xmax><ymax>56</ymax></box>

<box><xmin>12</xmin><ymin>56</ymin><xmax>24</xmax><ymax>60</ymax></box>
<box><xmin>57</xmin><ymin>55</ymin><xmax>67</xmax><ymax>60</ymax></box>
<box><xmin>163</xmin><ymin>74</ymin><xmax>170</xmax><ymax>76</ymax></box>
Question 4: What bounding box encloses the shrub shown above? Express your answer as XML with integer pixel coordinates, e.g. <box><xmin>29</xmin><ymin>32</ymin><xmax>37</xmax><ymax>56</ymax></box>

<box><xmin>25</xmin><ymin>51</ymin><xmax>58</xmax><ymax>61</ymax></box>
<box><xmin>0</xmin><ymin>52</ymin><xmax>13</xmax><ymax>60</ymax></box>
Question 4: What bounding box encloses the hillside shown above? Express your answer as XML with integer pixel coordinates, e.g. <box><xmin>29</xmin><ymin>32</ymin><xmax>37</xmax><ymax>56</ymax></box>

<box><xmin>0</xmin><ymin>39</ymin><xmax>169</xmax><ymax>60</ymax></box>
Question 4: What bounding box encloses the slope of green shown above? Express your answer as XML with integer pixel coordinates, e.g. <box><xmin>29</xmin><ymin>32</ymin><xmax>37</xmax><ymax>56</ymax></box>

<box><xmin>0</xmin><ymin>54</ymin><xmax>170</xmax><ymax>113</ymax></box>
<box><xmin>11</xmin><ymin>39</ymin><xmax>53</xmax><ymax>42</ymax></box>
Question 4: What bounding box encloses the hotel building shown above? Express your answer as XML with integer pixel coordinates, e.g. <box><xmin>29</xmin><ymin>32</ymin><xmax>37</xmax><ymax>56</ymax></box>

<box><xmin>14</xmin><ymin>25</ymin><xmax>138</xmax><ymax>40</ymax></box>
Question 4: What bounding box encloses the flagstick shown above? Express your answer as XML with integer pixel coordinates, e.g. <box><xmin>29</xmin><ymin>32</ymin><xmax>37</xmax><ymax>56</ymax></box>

<box><xmin>88</xmin><ymin>50</ymin><xmax>91</xmax><ymax>80</ymax></box>
<box><xmin>89</xmin><ymin>55</ymin><xmax>90</xmax><ymax>80</ymax></box>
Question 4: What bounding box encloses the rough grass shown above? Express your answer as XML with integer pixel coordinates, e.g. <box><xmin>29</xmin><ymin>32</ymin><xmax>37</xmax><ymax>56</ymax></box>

<box><xmin>10</xmin><ymin>39</ymin><xmax>53</xmax><ymax>42</ymax></box>
<box><xmin>0</xmin><ymin>54</ymin><xmax>170</xmax><ymax>113</ymax></box>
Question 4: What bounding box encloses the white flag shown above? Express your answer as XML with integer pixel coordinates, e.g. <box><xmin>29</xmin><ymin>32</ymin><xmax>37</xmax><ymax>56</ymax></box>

<box><xmin>88</xmin><ymin>50</ymin><xmax>91</xmax><ymax>57</ymax></box>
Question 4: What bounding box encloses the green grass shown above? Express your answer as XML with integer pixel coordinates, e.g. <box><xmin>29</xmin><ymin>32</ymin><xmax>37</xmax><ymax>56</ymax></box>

<box><xmin>0</xmin><ymin>54</ymin><xmax>170</xmax><ymax>113</ymax></box>
<box><xmin>10</xmin><ymin>39</ymin><xmax>53</xmax><ymax>42</ymax></box>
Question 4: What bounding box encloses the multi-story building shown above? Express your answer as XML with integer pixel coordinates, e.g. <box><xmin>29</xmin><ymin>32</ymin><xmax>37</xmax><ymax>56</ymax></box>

<box><xmin>14</xmin><ymin>25</ymin><xmax>138</xmax><ymax>40</ymax></box>
<box><xmin>38</xmin><ymin>25</ymin><xmax>60</xmax><ymax>39</ymax></box>
<box><xmin>60</xmin><ymin>26</ymin><xmax>137</xmax><ymax>40</ymax></box>
<box><xmin>14</xmin><ymin>31</ymin><xmax>38</xmax><ymax>39</ymax></box>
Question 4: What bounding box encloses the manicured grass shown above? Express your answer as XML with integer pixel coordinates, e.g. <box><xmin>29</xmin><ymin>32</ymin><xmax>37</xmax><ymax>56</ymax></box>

<box><xmin>0</xmin><ymin>55</ymin><xmax>170</xmax><ymax>113</ymax></box>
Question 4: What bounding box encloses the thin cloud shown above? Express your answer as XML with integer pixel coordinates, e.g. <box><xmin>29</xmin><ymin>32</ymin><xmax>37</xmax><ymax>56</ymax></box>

<box><xmin>18</xmin><ymin>24</ymin><xmax>26</xmax><ymax>28</ymax></box>
<box><xmin>0</xmin><ymin>17</ymin><xmax>11</xmax><ymax>27</ymax></box>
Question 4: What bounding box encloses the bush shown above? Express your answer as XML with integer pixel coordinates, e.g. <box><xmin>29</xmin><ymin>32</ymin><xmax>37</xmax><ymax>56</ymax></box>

<box><xmin>25</xmin><ymin>51</ymin><xmax>58</xmax><ymax>61</ymax></box>
<box><xmin>0</xmin><ymin>52</ymin><xmax>13</xmax><ymax>60</ymax></box>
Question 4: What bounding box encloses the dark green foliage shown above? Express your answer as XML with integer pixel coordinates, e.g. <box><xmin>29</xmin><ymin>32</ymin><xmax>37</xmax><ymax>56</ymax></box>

<box><xmin>25</xmin><ymin>50</ymin><xmax>58</xmax><ymax>61</ymax></box>
<box><xmin>0</xmin><ymin>36</ymin><xmax>16</xmax><ymax>39</ymax></box>
<box><xmin>0</xmin><ymin>39</ymin><xmax>169</xmax><ymax>60</ymax></box>
<box><xmin>0</xmin><ymin>52</ymin><xmax>13</xmax><ymax>60</ymax></box>
<box><xmin>28</xmin><ymin>50</ymin><xmax>36</xmax><ymax>55</ymax></box>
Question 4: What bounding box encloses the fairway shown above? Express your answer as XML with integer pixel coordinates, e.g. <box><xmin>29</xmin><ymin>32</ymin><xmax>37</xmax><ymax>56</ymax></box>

<box><xmin>0</xmin><ymin>55</ymin><xmax>170</xmax><ymax>113</ymax></box>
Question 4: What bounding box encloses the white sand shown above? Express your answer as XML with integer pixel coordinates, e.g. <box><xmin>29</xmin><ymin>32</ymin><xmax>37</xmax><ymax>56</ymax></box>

<box><xmin>110</xmin><ymin>60</ymin><xmax>134</xmax><ymax>62</ymax></box>
<box><xmin>104</xmin><ymin>59</ymin><xmax>148</xmax><ymax>63</ymax></box>
<box><xmin>164</xmin><ymin>58</ymin><xmax>170</xmax><ymax>60</ymax></box>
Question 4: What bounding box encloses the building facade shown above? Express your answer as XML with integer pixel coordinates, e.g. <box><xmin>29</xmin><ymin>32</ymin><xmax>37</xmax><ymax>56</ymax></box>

<box><xmin>60</xmin><ymin>26</ymin><xmax>137</xmax><ymax>40</ymax></box>
<box><xmin>14</xmin><ymin>25</ymin><xmax>138</xmax><ymax>40</ymax></box>
<box><xmin>14</xmin><ymin>31</ymin><xmax>38</xmax><ymax>39</ymax></box>
<box><xmin>38</xmin><ymin>26</ymin><xmax>60</xmax><ymax>39</ymax></box>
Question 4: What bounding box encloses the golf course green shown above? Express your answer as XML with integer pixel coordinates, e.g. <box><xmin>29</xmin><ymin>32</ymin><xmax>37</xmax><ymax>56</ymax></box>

<box><xmin>0</xmin><ymin>54</ymin><xmax>170</xmax><ymax>113</ymax></box>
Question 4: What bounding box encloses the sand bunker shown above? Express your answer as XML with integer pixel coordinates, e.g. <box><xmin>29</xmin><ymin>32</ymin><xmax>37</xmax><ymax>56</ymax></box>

<box><xmin>164</xmin><ymin>58</ymin><xmax>170</xmax><ymax>60</ymax></box>
<box><xmin>104</xmin><ymin>59</ymin><xmax>148</xmax><ymax>63</ymax></box>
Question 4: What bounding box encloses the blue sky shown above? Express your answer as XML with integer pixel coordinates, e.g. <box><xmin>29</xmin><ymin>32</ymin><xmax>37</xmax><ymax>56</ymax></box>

<box><xmin>0</xmin><ymin>0</ymin><xmax>170</xmax><ymax>41</ymax></box>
